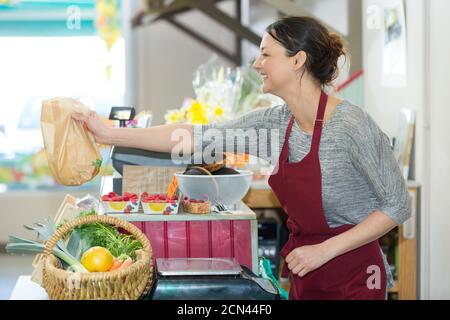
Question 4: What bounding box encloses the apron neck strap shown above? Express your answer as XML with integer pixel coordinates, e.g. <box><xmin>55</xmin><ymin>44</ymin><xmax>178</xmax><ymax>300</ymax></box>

<box><xmin>315</xmin><ymin>91</ymin><xmax>328</xmax><ymax>123</ymax></box>
<box><xmin>280</xmin><ymin>116</ymin><xmax>295</xmax><ymax>160</ymax></box>
<box><xmin>310</xmin><ymin>91</ymin><xmax>328</xmax><ymax>154</ymax></box>
<box><xmin>280</xmin><ymin>91</ymin><xmax>329</xmax><ymax>160</ymax></box>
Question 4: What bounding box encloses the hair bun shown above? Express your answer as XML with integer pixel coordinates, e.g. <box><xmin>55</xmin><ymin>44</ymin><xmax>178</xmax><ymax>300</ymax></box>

<box><xmin>329</xmin><ymin>33</ymin><xmax>345</xmax><ymax>61</ymax></box>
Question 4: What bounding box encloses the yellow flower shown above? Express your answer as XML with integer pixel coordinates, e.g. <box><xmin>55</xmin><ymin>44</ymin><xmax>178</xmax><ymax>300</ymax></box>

<box><xmin>164</xmin><ymin>110</ymin><xmax>185</xmax><ymax>124</ymax></box>
<box><xmin>188</xmin><ymin>100</ymin><xmax>206</xmax><ymax>113</ymax></box>
<box><xmin>188</xmin><ymin>112</ymin><xmax>209</xmax><ymax>125</ymax></box>
<box><xmin>213</xmin><ymin>105</ymin><xmax>224</xmax><ymax>117</ymax></box>
<box><xmin>186</xmin><ymin>100</ymin><xmax>209</xmax><ymax>124</ymax></box>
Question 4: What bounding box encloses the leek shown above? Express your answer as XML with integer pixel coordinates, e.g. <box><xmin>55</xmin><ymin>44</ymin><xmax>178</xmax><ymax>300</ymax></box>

<box><xmin>6</xmin><ymin>241</ymin><xmax>87</xmax><ymax>273</ymax></box>
<box><xmin>7</xmin><ymin>218</ymin><xmax>88</xmax><ymax>273</ymax></box>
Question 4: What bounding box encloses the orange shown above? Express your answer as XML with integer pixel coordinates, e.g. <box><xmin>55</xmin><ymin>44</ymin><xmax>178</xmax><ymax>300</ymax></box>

<box><xmin>81</xmin><ymin>246</ymin><xmax>114</xmax><ymax>272</ymax></box>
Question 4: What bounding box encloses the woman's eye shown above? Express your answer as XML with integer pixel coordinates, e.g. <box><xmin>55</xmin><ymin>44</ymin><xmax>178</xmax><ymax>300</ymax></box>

<box><xmin>262</xmin><ymin>53</ymin><xmax>269</xmax><ymax>57</ymax></box>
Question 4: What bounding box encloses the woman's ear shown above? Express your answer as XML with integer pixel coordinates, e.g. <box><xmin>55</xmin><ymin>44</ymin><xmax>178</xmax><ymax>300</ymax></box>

<box><xmin>293</xmin><ymin>51</ymin><xmax>307</xmax><ymax>72</ymax></box>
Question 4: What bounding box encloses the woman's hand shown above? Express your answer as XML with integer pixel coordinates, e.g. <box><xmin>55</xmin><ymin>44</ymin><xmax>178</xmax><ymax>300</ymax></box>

<box><xmin>71</xmin><ymin>111</ymin><xmax>112</xmax><ymax>145</ymax></box>
<box><xmin>285</xmin><ymin>243</ymin><xmax>335</xmax><ymax>278</ymax></box>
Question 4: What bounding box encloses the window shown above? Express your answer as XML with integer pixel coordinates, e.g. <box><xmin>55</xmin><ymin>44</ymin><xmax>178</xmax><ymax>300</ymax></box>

<box><xmin>0</xmin><ymin>0</ymin><xmax>125</xmax><ymax>190</ymax></box>
<box><xmin>0</xmin><ymin>36</ymin><xmax>125</xmax><ymax>154</ymax></box>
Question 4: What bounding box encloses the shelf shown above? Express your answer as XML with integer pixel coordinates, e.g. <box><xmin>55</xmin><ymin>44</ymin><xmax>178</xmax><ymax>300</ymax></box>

<box><xmin>106</xmin><ymin>201</ymin><xmax>257</xmax><ymax>222</ymax></box>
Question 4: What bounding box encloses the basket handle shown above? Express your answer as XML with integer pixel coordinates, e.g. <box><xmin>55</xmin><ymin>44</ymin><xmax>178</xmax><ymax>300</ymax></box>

<box><xmin>43</xmin><ymin>215</ymin><xmax>151</xmax><ymax>256</ymax></box>
<box><xmin>190</xmin><ymin>166</ymin><xmax>220</xmax><ymax>202</ymax></box>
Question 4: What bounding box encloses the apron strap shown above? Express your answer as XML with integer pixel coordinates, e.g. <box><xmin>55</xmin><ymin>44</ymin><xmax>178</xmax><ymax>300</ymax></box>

<box><xmin>280</xmin><ymin>91</ymin><xmax>328</xmax><ymax>160</ymax></box>
<box><xmin>310</xmin><ymin>91</ymin><xmax>328</xmax><ymax>154</ymax></box>
<box><xmin>279</xmin><ymin>116</ymin><xmax>295</xmax><ymax>161</ymax></box>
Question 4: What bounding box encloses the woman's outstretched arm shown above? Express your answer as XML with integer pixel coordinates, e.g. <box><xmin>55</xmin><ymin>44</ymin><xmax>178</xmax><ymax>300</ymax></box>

<box><xmin>72</xmin><ymin>111</ymin><xmax>194</xmax><ymax>154</ymax></box>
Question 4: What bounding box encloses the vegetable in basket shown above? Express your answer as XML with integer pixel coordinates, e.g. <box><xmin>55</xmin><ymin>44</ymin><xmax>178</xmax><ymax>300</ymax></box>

<box><xmin>7</xmin><ymin>209</ymin><xmax>142</xmax><ymax>273</ymax></box>
<box><xmin>109</xmin><ymin>254</ymin><xmax>133</xmax><ymax>271</ymax></box>
<box><xmin>6</xmin><ymin>217</ymin><xmax>88</xmax><ymax>273</ymax></box>
<box><xmin>73</xmin><ymin>210</ymin><xmax>142</xmax><ymax>260</ymax></box>
<box><xmin>80</xmin><ymin>246</ymin><xmax>114</xmax><ymax>272</ymax></box>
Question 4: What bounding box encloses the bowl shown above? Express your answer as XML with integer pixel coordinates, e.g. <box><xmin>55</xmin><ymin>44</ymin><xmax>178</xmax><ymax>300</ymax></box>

<box><xmin>174</xmin><ymin>170</ymin><xmax>253</xmax><ymax>206</ymax></box>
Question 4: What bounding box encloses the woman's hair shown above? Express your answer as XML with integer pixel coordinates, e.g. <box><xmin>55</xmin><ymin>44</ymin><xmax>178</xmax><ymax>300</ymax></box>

<box><xmin>266</xmin><ymin>16</ymin><xmax>348</xmax><ymax>86</ymax></box>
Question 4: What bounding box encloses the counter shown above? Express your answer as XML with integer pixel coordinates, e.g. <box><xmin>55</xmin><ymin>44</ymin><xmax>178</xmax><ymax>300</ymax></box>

<box><xmin>107</xmin><ymin>201</ymin><xmax>259</xmax><ymax>274</ymax></box>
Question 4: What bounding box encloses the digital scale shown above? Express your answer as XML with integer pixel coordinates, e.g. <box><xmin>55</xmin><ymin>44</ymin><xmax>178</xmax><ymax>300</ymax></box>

<box><xmin>146</xmin><ymin>258</ymin><xmax>280</xmax><ymax>300</ymax></box>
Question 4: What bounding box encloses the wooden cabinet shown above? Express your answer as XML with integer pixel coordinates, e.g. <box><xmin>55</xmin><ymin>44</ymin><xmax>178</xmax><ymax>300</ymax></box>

<box><xmin>243</xmin><ymin>182</ymin><xmax>420</xmax><ymax>300</ymax></box>
<box><xmin>396</xmin><ymin>183</ymin><xmax>420</xmax><ymax>299</ymax></box>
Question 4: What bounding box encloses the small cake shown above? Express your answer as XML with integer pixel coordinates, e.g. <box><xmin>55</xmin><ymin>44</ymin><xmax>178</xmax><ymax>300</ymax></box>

<box><xmin>181</xmin><ymin>197</ymin><xmax>211</xmax><ymax>214</ymax></box>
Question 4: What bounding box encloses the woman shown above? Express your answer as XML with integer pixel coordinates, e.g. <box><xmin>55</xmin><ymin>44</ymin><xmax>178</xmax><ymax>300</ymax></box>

<box><xmin>73</xmin><ymin>16</ymin><xmax>411</xmax><ymax>300</ymax></box>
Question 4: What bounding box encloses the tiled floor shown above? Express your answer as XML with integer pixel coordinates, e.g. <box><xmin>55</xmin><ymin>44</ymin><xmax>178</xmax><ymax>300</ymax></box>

<box><xmin>0</xmin><ymin>254</ymin><xmax>34</xmax><ymax>300</ymax></box>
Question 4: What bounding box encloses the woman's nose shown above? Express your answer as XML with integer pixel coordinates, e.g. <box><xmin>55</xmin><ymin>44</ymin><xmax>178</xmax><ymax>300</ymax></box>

<box><xmin>252</xmin><ymin>58</ymin><xmax>261</xmax><ymax>70</ymax></box>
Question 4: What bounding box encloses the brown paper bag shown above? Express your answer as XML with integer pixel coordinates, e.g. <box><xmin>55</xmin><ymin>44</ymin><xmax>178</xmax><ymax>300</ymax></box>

<box><xmin>41</xmin><ymin>97</ymin><xmax>102</xmax><ymax>186</ymax></box>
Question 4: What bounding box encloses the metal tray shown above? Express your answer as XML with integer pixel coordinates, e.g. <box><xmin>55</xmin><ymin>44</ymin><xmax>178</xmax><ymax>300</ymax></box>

<box><xmin>156</xmin><ymin>258</ymin><xmax>243</xmax><ymax>276</ymax></box>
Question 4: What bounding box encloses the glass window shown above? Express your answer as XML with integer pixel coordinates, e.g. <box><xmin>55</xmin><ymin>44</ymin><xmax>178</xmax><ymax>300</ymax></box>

<box><xmin>0</xmin><ymin>36</ymin><xmax>124</xmax><ymax>189</ymax></box>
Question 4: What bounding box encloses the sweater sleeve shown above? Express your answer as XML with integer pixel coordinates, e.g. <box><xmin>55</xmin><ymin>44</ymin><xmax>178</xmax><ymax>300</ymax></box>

<box><xmin>349</xmin><ymin>113</ymin><xmax>412</xmax><ymax>225</ymax></box>
<box><xmin>192</xmin><ymin>105</ymin><xmax>284</xmax><ymax>165</ymax></box>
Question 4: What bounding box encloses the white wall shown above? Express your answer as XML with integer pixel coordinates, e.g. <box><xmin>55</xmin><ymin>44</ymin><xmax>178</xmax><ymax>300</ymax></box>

<box><xmin>362</xmin><ymin>0</ymin><xmax>425</xmax><ymax>139</ymax></box>
<box><xmin>427</xmin><ymin>0</ymin><xmax>450</xmax><ymax>300</ymax></box>
<box><xmin>0</xmin><ymin>191</ymin><xmax>91</xmax><ymax>243</ymax></box>
<box><xmin>295</xmin><ymin>0</ymin><xmax>349</xmax><ymax>34</ymax></box>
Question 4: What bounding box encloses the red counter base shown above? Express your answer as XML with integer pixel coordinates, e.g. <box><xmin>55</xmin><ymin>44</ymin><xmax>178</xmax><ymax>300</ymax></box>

<box><xmin>132</xmin><ymin>220</ymin><xmax>253</xmax><ymax>270</ymax></box>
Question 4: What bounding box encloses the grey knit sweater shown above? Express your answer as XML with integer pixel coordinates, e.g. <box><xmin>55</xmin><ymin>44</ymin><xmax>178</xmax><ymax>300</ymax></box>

<box><xmin>193</xmin><ymin>100</ymin><xmax>412</xmax><ymax>288</ymax></box>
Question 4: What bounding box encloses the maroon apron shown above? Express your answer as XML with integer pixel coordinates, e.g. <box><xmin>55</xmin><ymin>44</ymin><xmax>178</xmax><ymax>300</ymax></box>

<box><xmin>268</xmin><ymin>92</ymin><xmax>386</xmax><ymax>300</ymax></box>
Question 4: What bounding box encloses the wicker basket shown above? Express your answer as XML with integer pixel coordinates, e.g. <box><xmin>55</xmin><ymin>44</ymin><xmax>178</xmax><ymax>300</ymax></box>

<box><xmin>181</xmin><ymin>166</ymin><xmax>213</xmax><ymax>214</ymax></box>
<box><xmin>42</xmin><ymin>215</ymin><xmax>153</xmax><ymax>300</ymax></box>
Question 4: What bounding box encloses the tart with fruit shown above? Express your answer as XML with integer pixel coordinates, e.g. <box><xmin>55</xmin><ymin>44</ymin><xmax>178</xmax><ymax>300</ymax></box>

<box><xmin>101</xmin><ymin>192</ymin><xmax>139</xmax><ymax>213</ymax></box>
<box><xmin>141</xmin><ymin>193</ymin><xmax>179</xmax><ymax>215</ymax></box>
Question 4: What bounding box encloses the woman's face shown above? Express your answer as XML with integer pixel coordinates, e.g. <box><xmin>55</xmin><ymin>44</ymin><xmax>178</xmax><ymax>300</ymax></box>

<box><xmin>253</xmin><ymin>33</ymin><xmax>299</xmax><ymax>95</ymax></box>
